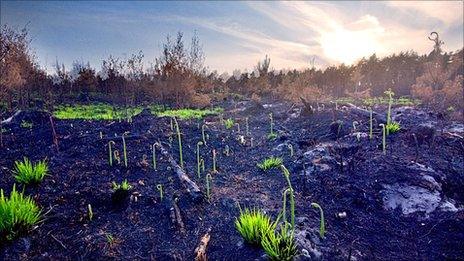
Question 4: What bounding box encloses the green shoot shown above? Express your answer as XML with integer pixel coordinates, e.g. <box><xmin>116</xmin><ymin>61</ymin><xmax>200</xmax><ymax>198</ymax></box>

<box><xmin>385</xmin><ymin>89</ymin><xmax>395</xmax><ymax>128</ymax></box>
<box><xmin>280</xmin><ymin>165</ymin><xmax>295</xmax><ymax>229</ymax></box>
<box><xmin>379</xmin><ymin>123</ymin><xmax>386</xmax><ymax>154</ymax></box>
<box><xmin>173</xmin><ymin>117</ymin><xmax>183</xmax><ymax>169</ymax></box>
<box><xmin>224</xmin><ymin>118</ymin><xmax>234</xmax><ymax>129</ymax></box>
<box><xmin>200</xmin><ymin>158</ymin><xmax>205</xmax><ymax>173</ymax></box>
<box><xmin>311</xmin><ymin>202</ymin><xmax>325</xmax><ymax>239</ymax></box>
<box><xmin>0</xmin><ymin>184</ymin><xmax>41</xmax><ymax>240</ymax></box>
<box><xmin>257</xmin><ymin>157</ymin><xmax>283</xmax><ymax>171</ymax></box>
<box><xmin>197</xmin><ymin>141</ymin><xmax>203</xmax><ymax>178</ymax></box>
<box><xmin>114</xmin><ymin>150</ymin><xmax>121</xmax><ymax>165</ymax></box>
<box><xmin>108</xmin><ymin>141</ymin><xmax>115</xmax><ymax>166</ymax></box>
<box><xmin>206</xmin><ymin>174</ymin><xmax>213</xmax><ymax>202</ymax></box>
<box><xmin>212</xmin><ymin>149</ymin><xmax>217</xmax><ymax>173</ymax></box>
<box><xmin>269</xmin><ymin>113</ymin><xmax>274</xmax><ymax>135</ymax></box>
<box><xmin>156</xmin><ymin>184</ymin><xmax>163</xmax><ymax>201</ymax></box>
<box><xmin>202</xmin><ymin>124</ymin><xmax>207</xmax><ymax>146</ymax></box>
<box><xmin>122</xmin><ymin>134</ymin><xmax>127</xmax><ymax>167</ymax></box>
<box><xmin>106</xmin><ymin>233</ymin><xmax>115</xmax><ymax>246</ymax></box>
<box><xmin>268</xmin><ymin>113</ymin><xmax>277</xmax><ymax>141</ymax></box>
<box><xmin>369</xmin><ymin>108</ymin><xmax>373</xmax><ymax>139</ymax></box>
<box><xmin>88</xmin><ymin>204</ymin><xmax>93</xmax><ymax>221</ymax></box>
<box><xmin>336</xmin><ymin>120</ymin><xmax>343</xmax><ymax>138</ymax></box>
<box><xmin>352</xmin><ymin>121</ymin><xmax>358</xmax><ymax>132</ymax></box>
<box><xmin>287</xmin><ymin>144</ymin><xmax>294</xmax><ymax>157</ymax></box>
<box><xmin>13</xmin><ymin>157</ymin><xmax>49</xmax><ymax>184</ymax></box>
<box><xmin>235</xmin><ymin>207</ymin><xmax>273</xmax><ymax>245</ymax></box>
<box><xmin>152</xmin><ymin>143</ymin><xmax>157</xmax><ymax>170</ymax></box>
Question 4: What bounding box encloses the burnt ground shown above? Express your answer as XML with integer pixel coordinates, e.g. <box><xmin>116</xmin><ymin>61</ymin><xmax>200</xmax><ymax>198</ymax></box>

<box><xmin>0</xmin><ymin>101</ymin><xmax>463</xmax><ymax>260</ymax></box>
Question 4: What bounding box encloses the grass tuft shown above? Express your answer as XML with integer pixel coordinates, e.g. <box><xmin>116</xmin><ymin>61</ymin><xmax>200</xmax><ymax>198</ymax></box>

<box><xmin>257</xmin><ymin>157</ymin><xmax>283</xmax><ymax>171</ymax></box>
<box><xmin>112</xmin><ymin>179</ymin><xmax>132</xmax><ymax>192</ymax></box>
<box><xmin>386</xmin><ymin>122</ymin><xmax>401</xmax><ymax>134</ymax></box>
<box><xmin>13</xmin><ymin>157</ymin><xmax>49</xmax><ymax>184</ymax></box>
<box><xmin>261</xmin><ymin>223</ymin><xmax>297</xmax><ymax>261</ymax></box>
<box><xmin>0</xmin><ymin>184</ymin><xmax>41</xmax><ymax>240</ymax></box>
<box><xmin>235</xmin><ymin>207</ymin><xmax>273</xmax><ymax>245</ymax></box>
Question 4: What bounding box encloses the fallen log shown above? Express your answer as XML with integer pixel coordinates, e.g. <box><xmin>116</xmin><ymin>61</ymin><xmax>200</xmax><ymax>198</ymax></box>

<box><xmin>1</xmin><ymin>110</ymin><xmax>21</xmax><ymax>125</ymax></box>
<box><xmin>155</xmin><ymin>141</ymin><xmax>203</xmax><ymax>201</ymax></box>
<box><xmin>345</xmin><ymin>103</ymin><xmax>386</xmax><ymax>123</ymax></box>
<box><xmin>299</xmin><ymin>97</ymin><xmax>314</xmax><ymax>116</ymax></box>
<box><xmin>169</xmin><ymin>197</ymin><xmax>186</xmax><ymax>235</ymax></box>
<box><xmin>194</xmin><ymin>229</ymin><xmax>211</xmax><ymax>261</ymax></box>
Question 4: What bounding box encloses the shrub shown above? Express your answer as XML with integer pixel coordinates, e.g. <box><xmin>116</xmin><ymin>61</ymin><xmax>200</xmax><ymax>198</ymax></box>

<box><xmin>257</xmin><ymin>157</ymin><xmax>283</xmax><ymax>171</ymax></box>
<box><xmin>0</xmin><ymin>185</ymin><xmax>41</xmax><ymax>240</ymax></box>
<box><xmin>235</xmin><ymin>207</ymin><xmax>273</xmax><ymax>245</ymax></box>
<box><xmin>13</xmin><ymin>157</ymin><xmax>49</xmax><ymax>184</ymax></box>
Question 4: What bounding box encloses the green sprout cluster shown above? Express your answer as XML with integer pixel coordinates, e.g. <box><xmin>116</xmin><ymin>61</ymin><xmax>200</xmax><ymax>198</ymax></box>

<box><xmin>112</xmin><ymin>179</ymin><xmax>132</xmax><ymax>192</ymax></box>
<box><xmin>13</xmin><ymin>157</ymin><xmax>49</xmax><ymax>184</ymax></box>
<box><xmin>235</xmin><ymin>207</ymin><xmax>273</xmax><ymax>245</ymax></box>
<box><xmin>0</xmin><ymin>185</ymin><xmax>41</xmax><ymax>240</ymax></box>
<box><xmin>257</xmin><ymin>157</ymin><xmax>283</xmax><ymax>171</ymax></box>
<box><xmin>224</xmin><ymin>118</ymin><xmax>234</xmax><ymax>129</ymax></box>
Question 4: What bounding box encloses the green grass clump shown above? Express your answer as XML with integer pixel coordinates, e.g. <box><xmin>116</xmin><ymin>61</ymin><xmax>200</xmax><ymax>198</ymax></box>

<box><xmin>20</xmin><ymin>120</ymin><xmax>33</xmax><ymax>129</ymax></box>
<box><xmin>13</xmin><ymin>157</ymin><xmax>49</xmax><ymax>184</ymax></box>
<box><xmin>54</xmin><ymin>104</ymin><xmax>142</xmax><ymax>120</ymax></box>
<box><xmin>257</xmin><ymin>157</ymin><xmax>283</xmax><ymax>171</ymax></box>
<box><xmin>261</xmin><ymin>223</ymin><xmax>297</xmax><ymax>261</ymax></box>
<box><xmin>153</xmin><ymin>107</ymin><xmax>223</xmax><ymax>120</ymax></box>
<box><xmin>235</xmin><ymin>207</ymin><xmax>273</xmax><ymax>245</ymax></box>
<box><xmin>224</xmin><ymin>118</ymin><xmax>234</xmax><ymax>129</ymax></box>
<box><xmin>112</xmin><ymin>179</ymin><xmax>132</xmax><ymax>192</ymax></box>
<box><xmin>386</xmin><ymin>122</ymin><xmax>401</xmax><ymax>134</ymax></box>
<box><xmin>267</xmin><ymin>132</ymin><xmax>278</xmax><ymax>141</ymax></box>
<box><xmin>0</xmin><ymin>185</ymin><xmax>41</xmax><ymax>240</ymax></box>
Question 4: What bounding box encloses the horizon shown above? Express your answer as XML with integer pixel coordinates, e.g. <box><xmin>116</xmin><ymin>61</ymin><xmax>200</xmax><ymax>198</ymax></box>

<box><xmin>1</xmin><ymin>1</ymin><xmax>463</xmax><ymax>74</ymax></box>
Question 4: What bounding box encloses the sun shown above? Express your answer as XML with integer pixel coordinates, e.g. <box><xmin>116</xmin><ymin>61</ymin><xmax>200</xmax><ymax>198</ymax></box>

<box><xmin>320</xmin><ymin>29</ymin><xmax>379</xmax><ymax>64</ymax></box>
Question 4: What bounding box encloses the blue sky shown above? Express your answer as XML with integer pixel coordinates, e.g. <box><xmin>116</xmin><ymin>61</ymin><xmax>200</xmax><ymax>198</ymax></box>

<box><xmin>1</xmin><ymin>1</ymin><xmax>463</xmax><ymax>74</ymax></box>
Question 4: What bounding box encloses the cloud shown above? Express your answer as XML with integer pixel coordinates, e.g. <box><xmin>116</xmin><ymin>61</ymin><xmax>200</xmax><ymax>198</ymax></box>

<box><xmin>386</xmin><ymin>1</ymin><xmax>463</xmax><ymax>26</ymax></box>
<box><xmin>246</xmin><ymin>1</ymin><xmax>463</xmax><ymax>66</ymax></box>
<box><xmin>173</xmin><ymin>15</ymin><xmax>323</xmax><ymax>71</ymax></box>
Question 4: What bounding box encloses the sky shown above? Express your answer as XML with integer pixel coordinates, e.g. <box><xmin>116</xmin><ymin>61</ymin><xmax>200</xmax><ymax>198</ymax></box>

<box><xmin>1</xmin><ymin>1</ymin><xmax>463</xmax><ymax>74</ymax></box>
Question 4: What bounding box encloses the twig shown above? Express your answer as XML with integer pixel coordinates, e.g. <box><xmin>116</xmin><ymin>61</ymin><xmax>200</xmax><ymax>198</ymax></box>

<box><xmin>51</xmin><ymin>234</ymin><xmax>67</xmax><ymax>249</ymax></box>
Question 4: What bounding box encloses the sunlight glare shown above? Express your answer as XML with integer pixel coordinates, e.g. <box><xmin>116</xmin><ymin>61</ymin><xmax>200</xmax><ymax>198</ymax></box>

<box><xmin>320</xmin><ymin>29</ymin><xmax>379</xmax><ymax>64</ymax></box>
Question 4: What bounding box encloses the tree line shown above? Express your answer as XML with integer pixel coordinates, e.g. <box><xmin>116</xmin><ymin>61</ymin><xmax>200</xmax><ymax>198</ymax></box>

<box><xmin>1</xmin><ymin>25</ymin><xmax>462</xmax><ymax>115</ymax></box>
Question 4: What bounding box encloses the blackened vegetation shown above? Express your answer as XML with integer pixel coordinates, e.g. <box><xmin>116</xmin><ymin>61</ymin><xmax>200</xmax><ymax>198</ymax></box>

<box><xmin>0</xmin><ymin>100</ymin><xmax>463</xmax><ymax>260</ymax></box>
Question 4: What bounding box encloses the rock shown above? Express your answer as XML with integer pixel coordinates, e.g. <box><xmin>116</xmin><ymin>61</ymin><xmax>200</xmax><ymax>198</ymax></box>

<box><xmin>294</xmin><ymin>217</ymin><xmax>323</xmax><ymax>260</ymax></box>
<box><xmin>303</xmin><ymin>143</ymin><xmax>336</xmax><ymax>173</ymax></box>
<box><xmin>410</xmin><ymin>123</ymin><xmax>435</xmax><ymax>145</ymax></box>
<box><xmin>381</xmin><ymin>182</ymin><xmax>458</xmax><ymax>216</ymax></box>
